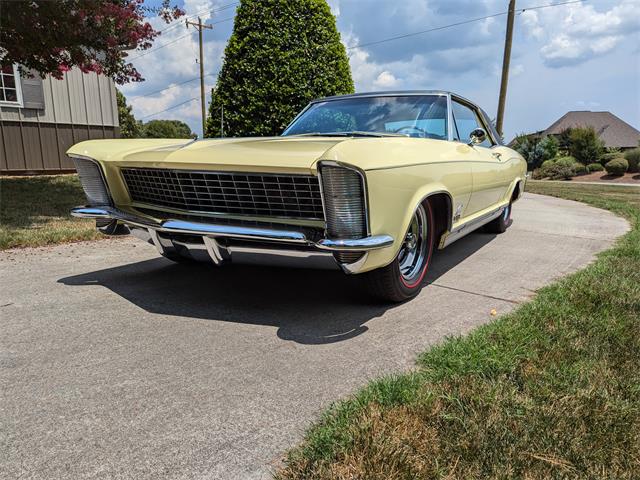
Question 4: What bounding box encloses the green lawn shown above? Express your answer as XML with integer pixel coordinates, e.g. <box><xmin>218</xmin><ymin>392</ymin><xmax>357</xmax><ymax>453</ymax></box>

<box><xmin>276</xmin><ymin>181</ymin><xmax>640</xmax><ymax>479</ymax></box>
<box><xmin>0</xmin><ymin>175</ymin><xmax>101</xmax><ymax>250</ymax></box>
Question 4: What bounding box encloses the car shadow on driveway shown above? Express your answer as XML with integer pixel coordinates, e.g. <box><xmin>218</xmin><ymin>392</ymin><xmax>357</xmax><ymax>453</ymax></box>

<box><xmin>58</xmin><ymin>232</ymin><xmax>496</xmax><ymax>345</ymax></box>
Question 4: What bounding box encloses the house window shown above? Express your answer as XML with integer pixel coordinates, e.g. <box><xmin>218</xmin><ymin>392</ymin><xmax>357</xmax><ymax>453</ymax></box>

<box><xmin>0</xmin><ymin>64</ymin><xmax>23</xmax><ymax>107</ymax></box>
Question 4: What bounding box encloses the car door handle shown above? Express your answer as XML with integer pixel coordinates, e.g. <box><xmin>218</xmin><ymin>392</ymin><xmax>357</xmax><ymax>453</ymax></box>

<box><xmin>492</xmin><ymin>152</ymin><xmax>502</xmax><ymax>161</ymax></box>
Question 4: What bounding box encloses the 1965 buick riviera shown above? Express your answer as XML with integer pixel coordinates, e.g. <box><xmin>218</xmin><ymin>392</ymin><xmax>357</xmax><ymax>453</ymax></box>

<box><xmin>69</xmin><ymin>91</ymin><xmax>526</xmax><ymax>301</ymax></box>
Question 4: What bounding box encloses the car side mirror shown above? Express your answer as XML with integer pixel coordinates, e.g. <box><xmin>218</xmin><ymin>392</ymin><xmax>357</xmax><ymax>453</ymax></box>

<box><xmin>468</xmin><ymin>128</ymin><xmax>487</xmax><ymax>146</ymax></box>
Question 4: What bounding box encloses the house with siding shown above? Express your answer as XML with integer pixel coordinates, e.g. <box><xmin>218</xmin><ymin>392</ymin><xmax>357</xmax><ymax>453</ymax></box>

<box><xmin>0</xmin><ymin>65</ymin><xmax>119</xmax><ymax>174</ymax></box>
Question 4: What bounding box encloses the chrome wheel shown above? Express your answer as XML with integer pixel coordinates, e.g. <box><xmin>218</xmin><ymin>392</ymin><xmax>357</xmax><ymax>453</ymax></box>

<box><xmin>397</xmin><ymin>204</ymin><xmax>429</xmax><ymax>286</ymax></box>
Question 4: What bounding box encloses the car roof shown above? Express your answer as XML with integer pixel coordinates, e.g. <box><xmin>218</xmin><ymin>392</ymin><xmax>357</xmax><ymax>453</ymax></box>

<box><xmin>312</xmin><ymin>90</ymin><xmax>475</xmax><ymax>106</ymax></box>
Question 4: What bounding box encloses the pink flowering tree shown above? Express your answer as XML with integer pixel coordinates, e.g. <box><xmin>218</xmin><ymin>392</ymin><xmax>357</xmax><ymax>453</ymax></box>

<box><xmin>0</xmin><ymin>0</ymin><xmax>184</xmax><ymax>84</ymax></box>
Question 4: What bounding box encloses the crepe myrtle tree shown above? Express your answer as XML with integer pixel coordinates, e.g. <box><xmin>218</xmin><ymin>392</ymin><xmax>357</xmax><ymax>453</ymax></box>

<box><xmin>0</xmin><ymin>0</ymin><xmax>183</xmax><ymax>83</ymax></box>
<box><xmin>205</xmin><ymin>0</ymin><xmax>354</xmax><ymax>137</ymax></box>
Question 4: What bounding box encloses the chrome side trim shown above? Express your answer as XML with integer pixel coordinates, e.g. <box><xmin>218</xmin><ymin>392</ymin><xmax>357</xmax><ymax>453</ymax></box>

<box><xmin>441</xmin><ymin>205</ymin><xmax>506</xmax><ymax>248</ymax></box>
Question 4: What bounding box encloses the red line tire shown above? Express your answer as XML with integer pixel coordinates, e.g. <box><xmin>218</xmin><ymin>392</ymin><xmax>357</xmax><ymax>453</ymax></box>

<box><xmin>363</xmin><ymin>200</ymin><xmax>435</xmax><ymax>303</ymax></box>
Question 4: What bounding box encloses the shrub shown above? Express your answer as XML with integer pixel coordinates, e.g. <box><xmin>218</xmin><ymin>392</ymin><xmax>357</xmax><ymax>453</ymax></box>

<box><xmin>623</xmin><ymin>148</ymin><xmax>640</xmax><ymax>173</ymax></box>
<box><xmin>542</xmin><ymin>156</ymin><xmax>578</xmax><ymax>180</ymax></box>
<box><xmin>513</xmin><ymin>135</ymin><xmax>558</xmax><ymax>170</ymax></box>
<box><xmin>587</xmin><ymin>163</ymin><xmax>604</xmax><ymax>172</ymax></box>
<box><xmin>531</xmin><ymin>168</ymin><xmax>544</xmax><ymax>180</ymax></box>
<box><xmin>540</xmin><ymin>159</ymin><xmax>556</xmax><ymax>170</ymax></box>
<box><xmin>569</xmin><ymin>127</ymin><xmax>605</xmax><ymax>165</ymax></box>
<box><xmin>604</xmin><ymin>158</ymin><xmax>629</xmax><ymax>176</ymax></box>
<box><xmin>600</xmin><ymin>152</ymin><xmax>620</xmax><ymax>165</ymax></box>
<box><xmin>574</xmin><ymin>163</ymin><xmax>588</xmax><ymax>175</ymax></box>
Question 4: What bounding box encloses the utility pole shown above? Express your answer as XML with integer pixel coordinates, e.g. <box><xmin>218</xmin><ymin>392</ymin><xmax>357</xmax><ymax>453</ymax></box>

<box><xmin>186</xmin><ymin>17</ymin><xmax>212</xmax><ymax>136</ymax></box>
<box><xmin>496</xmin><ymin>0</ymin><xmax>516</xmax><ymax>137</ymax></box>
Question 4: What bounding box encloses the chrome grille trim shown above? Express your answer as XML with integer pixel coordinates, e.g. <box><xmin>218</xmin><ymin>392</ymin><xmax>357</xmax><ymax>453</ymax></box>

<box><xmin>318</xmin><ymin>162</ymin><xmax>368</xmax><ymax>239</ymax></box>
<box><xmin>121</xmin><ymin>168</ymin><xmax>324</xmax><ymax>220</ymax></box>
<box><xmin>71</xmin><ymin>155</ymin><xmax>111</xmax><ymax>206</ymax></box>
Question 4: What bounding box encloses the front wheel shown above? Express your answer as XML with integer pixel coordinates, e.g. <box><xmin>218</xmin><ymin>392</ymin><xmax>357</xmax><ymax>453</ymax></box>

<box><xmin>363</xmin><ymin>201</ymin><xmax>435</xmax><ymax>302</ymax></box>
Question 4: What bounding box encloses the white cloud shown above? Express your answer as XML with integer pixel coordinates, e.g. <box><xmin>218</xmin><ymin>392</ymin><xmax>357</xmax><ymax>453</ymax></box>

<box><xmin>511</xmin><ymin>64</ymin><xmax>524</xmax><ymax>77</ymax></box>
<box><xmin>520</xmin><ymin>10</ymin><xmax>543</xmax><ymax>40</ymax></box>
<box><xmin>373</xmin><ymin>71</ymin><xmax>399</xmax><ymax>88</ymax></box>
<box><xmin>327</xmin><ymin>0</ymin><xmax>340</xmax><ymax>18</ymax></box>
<box><xmin>536</xmin><ymin>0</ymin><xmax>640</xmax><ymax>67</ymax></box>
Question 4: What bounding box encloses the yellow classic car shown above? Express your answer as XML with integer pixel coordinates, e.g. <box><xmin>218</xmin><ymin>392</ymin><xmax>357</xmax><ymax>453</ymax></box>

<box><xmin>69</xmin><ymin>91</ymin><xmax>526</xmax><ymax>301</ymax></box>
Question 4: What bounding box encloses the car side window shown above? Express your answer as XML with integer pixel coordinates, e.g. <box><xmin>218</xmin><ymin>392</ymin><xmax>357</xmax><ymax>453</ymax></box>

<box><xmin>452</xmin><ymin>101</ymin><xmax>493</xmax><ymax>147</ymax></box>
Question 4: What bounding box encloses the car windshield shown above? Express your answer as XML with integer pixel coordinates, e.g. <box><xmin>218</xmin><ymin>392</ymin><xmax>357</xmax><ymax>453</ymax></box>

<box><xmin>282</xmin><ymin>95</ymin><xmax>448</xmax><ymax>139</ymax></box>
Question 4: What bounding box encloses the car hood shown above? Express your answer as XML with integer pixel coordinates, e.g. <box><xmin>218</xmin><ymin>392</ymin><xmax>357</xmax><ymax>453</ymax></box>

<box><xmin>68</xmin><ymin>137</ymin><xmax>351</xmax><ymax>175</ymax></box>
<box><xmin>68</xmin><ymin>135</ymin><xmax>465</xmax><ymax>173</ymax></box>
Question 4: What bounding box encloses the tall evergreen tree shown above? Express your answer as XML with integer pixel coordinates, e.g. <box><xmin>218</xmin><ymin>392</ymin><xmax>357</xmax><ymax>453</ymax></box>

<box><xmin>205</xmin><ymin>0</ymin><xmax>354</xmax><ymax>137</ymax></box>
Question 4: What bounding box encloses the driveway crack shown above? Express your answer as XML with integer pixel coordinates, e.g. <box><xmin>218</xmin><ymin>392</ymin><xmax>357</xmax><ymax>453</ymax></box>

<box><xmin>430</xmin><ymin>283</ymin><xmax>522</xmax><ymax>305</ymax></box>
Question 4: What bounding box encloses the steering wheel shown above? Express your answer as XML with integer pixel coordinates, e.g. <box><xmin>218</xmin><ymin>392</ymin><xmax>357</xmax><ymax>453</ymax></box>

<box><xmin>394</xmin><ymin>125</ymin><xmax>428</xmax><ymax>137</ymax></box>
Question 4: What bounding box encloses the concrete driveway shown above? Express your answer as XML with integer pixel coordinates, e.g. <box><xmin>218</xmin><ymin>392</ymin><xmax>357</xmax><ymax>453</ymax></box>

<box><xmin>0</xmin><ymin>193</ymin><xmax>629</xmax><ymax>479</ymax></box>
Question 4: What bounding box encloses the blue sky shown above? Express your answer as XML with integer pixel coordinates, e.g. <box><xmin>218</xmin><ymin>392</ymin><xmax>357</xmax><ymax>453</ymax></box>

<box><xmin>120</xmin><ymin>0</ymin><xmax>640</xmax><ymax>141</ymax></box>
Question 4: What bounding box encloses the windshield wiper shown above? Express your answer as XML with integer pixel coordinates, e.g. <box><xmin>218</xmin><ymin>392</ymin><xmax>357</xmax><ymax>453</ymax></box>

<box><xmin>290</xmin><ymin>131</ymin><xmax>407</xmax><ymax>138</ymax></box>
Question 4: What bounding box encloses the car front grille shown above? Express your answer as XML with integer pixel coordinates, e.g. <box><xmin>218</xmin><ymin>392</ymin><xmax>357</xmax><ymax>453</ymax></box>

<box><xmin>121</xmin><ymin>168</ymin><xmax>324</xmax><ymax>220</ymax></box>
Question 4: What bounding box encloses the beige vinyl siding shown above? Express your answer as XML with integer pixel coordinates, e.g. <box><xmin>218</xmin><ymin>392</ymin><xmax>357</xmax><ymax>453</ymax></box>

<box><xmin>1</xmin><ymin>68</ymin><xmax>119</xmax><ymax>173</ymax></box>
<box><xmin>0</xmin><ymin>69</ymin><xmax>118</xmax><ymax>127</ymax></box>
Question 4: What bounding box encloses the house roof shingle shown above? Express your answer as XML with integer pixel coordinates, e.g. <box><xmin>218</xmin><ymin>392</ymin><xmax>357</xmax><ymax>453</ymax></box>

<box><xmin>544</xmin><ymin>111</ymin><xmax>640</xmax><ymax>149</ymax></box>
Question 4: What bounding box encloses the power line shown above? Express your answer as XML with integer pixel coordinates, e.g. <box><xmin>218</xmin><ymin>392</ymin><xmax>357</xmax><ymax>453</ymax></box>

<box><xmin>128</xmin><ymin>11</ymin><xmax>235</xmax><ymax>62</ymax></box>
<box><xmin>140</xmin><ymin>97</ymin><xmax>200</xmax><ymax>120</ymax></box>
<box><xmin>157</xmin><ymin>2</ymin><xmax>239</xmax><ymax>35</ymax></box>
<box><xmin>346</xmin><ymin>0</ymin><xmax>585</xmax><ymax>51</ymax></box>
<box><xmin>129</xmin><ymin>74</ymin><xmax>217</xmax><ymax>99</ymax></box>
<box><xmin>128</xmin><ymin>32</ymin><xmax>196</xmax><ymax>61</ymax></box>
<box><xmin>211</xmin><ymin>16</ymin><xmax>235</xmax><ymax>25</ymax></box>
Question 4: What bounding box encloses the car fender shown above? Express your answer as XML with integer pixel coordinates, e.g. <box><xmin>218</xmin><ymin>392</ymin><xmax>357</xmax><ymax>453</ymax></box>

<box><xmin>360</xmin><ymin>167</ymin><xmax>459</xmax><ymax>273</ymax></box>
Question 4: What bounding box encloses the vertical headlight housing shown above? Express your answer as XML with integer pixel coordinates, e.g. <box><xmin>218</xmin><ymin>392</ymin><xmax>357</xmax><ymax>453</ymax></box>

<box><xmin>319</xmin><ymin>162</ymin><xmax>368</xmax><ymax>240</ymax></box>
<box><xmin>71</xmin><ymin>156</ymin><xmax>111</xmax><ymax>206</ymax></box>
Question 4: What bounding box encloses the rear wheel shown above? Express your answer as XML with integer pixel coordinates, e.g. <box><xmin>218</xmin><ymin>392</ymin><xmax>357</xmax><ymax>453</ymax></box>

<box><xmin>485</xmin><ymin>201</ymin><xmax>512</xmax><ymax>233</ymax></box>
<box><xmin>364</xmin><ymin>201</ymin><xmax>435</xmax><ymax>302</ymax></box>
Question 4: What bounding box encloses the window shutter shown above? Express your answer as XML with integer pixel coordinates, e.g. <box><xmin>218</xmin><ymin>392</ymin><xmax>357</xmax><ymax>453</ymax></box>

<box><xmin>20</xmin><ymin>75</ymin><xmax>45</xmax><ymax>109</ymax></box>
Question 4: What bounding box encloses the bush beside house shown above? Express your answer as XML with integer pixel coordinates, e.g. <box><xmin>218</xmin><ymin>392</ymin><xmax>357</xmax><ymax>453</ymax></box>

<box><xmin>604</xmin><ymin>158</ymin><xmax>629</xmax><ymax>176</ymax></box>
<box><xmin>568</xmin><ymin>127</ymin><xmax>605</xmax><ymax>165</ymax></box>
<box><xmin>623</xmin><ymin>148</ymin><xmax>640</xmax><ymax>173</ymax></box>
<box><xmin>537</xmin><ymin>156</ymin><xmax>579</xmax><ymax>180</ymax></box>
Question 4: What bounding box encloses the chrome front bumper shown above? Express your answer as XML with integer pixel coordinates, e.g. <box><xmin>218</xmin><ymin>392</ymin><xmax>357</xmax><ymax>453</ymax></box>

<box><xmin>71</xmin><ymin>206</ymin><xmax>394</xmax><ymax>273</ymax></box>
